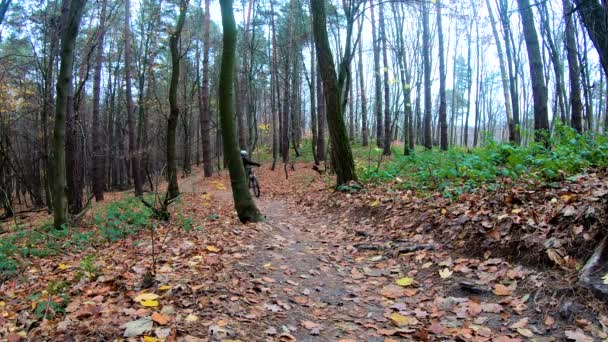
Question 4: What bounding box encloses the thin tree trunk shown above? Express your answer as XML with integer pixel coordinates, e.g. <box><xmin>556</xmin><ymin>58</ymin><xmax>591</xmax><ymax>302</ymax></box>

<box><xmin>50</xmin><ymin>0</ymin><xmax>87</xmax><ymax>229</ymax></box>
<box><xmin>311</xmin><ymin>0</ymin><xmax>357</xmax><ymax>185</ymax></box>
<box><xmin>370</xmin><ymin>0</ymin><xmax>382</xmax><ymax>148</ymax></box>
<box><xmin>218</xmin><ymin>0</ymin><xmax>263</xmax><ymax>223</ymax></box>
<box><xmin>437</xmin><ymin>0</ymin><xmax>448</xmax><ymax>150</ymax></box>
<box><xmin>167</xmin><ymin>0</ymin><xmax>188</xmax><ymax>199</ymax></box>
<box><xmin>124</xmin><ymin>0</ymin><xmax>143</xmax><ymax>196</ymax></box>
<box><xmin>379</xmin><ymin>1</ymin><xmax>391</xmax><ymax>155</ymax></box>
<box><xmin>201</xmin><ymin>0</ymin><xmax>213</xmax><ymax>176</ymax></box>
<box><xmin>92</xmin><ymin>0</ymin><xmax>107</xmax><ymax>201</ymax></box>
<box><xmin>358</xmin><ymin>16</ymin><xmax>368</xmax><ymax>147</ymax></box>
<box><xmin>422</xmin><ymin>1</ymin><xmax>432</xmax><ymax>149</ymax></box>
<box><xmin>564</xmin><ymin>0</ymin><xmax>583</xmax><ymax>132</ymax></box>
<box><xmin>517</xmin><ymin>0</ymin><xmax>549</xmax><ymax>145</ymax></box>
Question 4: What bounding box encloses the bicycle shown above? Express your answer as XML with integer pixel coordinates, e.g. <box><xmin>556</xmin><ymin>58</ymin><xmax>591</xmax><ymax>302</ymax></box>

<box><xmin>247</xmin><ymin>166</ymin><xmax>261</xmax><ymax>198</ymax></box>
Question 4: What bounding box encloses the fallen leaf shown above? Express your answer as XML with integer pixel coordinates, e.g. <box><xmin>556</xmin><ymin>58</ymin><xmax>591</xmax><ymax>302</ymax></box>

<box><xmin>140</xmin><ymin>299</ymin><xmax>159</xmax><ymax>307</ymax></box>
<box><xmin>143</xmin><ymin>337</ymin><xmax>159</xmax><ymax>342</ymax></box>
<box><xmin>158</xmin><ymin>285</ymin><xmax>172</xmax><ymax>291</ymax></box>
<box><xmin>206</xmin><ymin>245</ymin><xmax>220</xmax><ymax>253</ymax></box>
<box><xmin>493</xmin><ymin>283</ymin><xmax>514</xmax><ymax>296</ymax></box>
<box><xmin>602</xmin><ymin>273</ymin><xmax>608</xmax><ymax>285</ymax></box>
<box><xmin>389</xmin><ymin>312</ymin><xmax>415</xmax><ymax>327</ymax></box>
<box><xmin>134</xmin><ymin>293</ymin><xmax>159</xmax><ymax>302</ymax></box>
<box><xmin>517</xmin><ymin>328</ymin><xmax>533</xmax><ymax>338</ymax></box>
<box><xmin>185</xmin><ymin>314</ymin><xmax>199</xmax><ymax>322</ymax></box>
<box><xmin>151</xmin><ymin>312</ymin><xmax>170</xmax><ymax>325</ymax></box>
<box><xmin>564</xmin><ymin>329</ymin><xmax>593</xmax><ymax>342</ymax></box>
<box><xmin>122</xmin><ymin>316</ymin><xmax>153</xmax><ymax>337</ymax></box>
<box><xmin>396</xmin><ymin>277</ymin><xmax>414</xmax><ymax>287</ymax></box>
<box><xmin>301</xmin><ymin>320</ymin><xmax>323</xmax><ymax>335</ymax></box>
<box><xmin>381</xmin><ymin>285</ymin><xmax>406</xmax><ymax>299</ymax></box>
<box><xmin>439</xmin><ymin>268</ymin><xmax>453</xmax><ymax>279</ymax></box>
<box><xmin>370</xmin><ymin>199</ymin><xmax>380</xmax><ymax>207</ymax></box>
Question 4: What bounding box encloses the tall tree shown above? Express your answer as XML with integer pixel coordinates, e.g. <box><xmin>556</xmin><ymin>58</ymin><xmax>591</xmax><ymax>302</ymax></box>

<box><xmin>218</xmin><ymin>0</ymin><xmax>263</xmax><ymax>223</ymax></box>
<box><xmin>517</xmin><ymin>0</ymin><xmax>549</xmax><ymax>144</ymax></box>
<box><xmin>167</xmin><ymin>0</ymin><xmax>188</xmax><ymax>200</ymax></box>
<box><xmin>50</xmin><ymin>0</ymin><xmax>87</xmax><ymax>229</ymax></box>
<box><xmin>0</xmin><ymin>0</ymin><xmax>11</xmax><ymax>27</ymax></box>
<box><xmin>422</xmin><ymin>0</ymin><xmax>432</xmax><ymax>149</ymax></box>
<box><xmin>484</xmin><ymin>0</ymin><xmax>514</xmax><ymax>142</ymax></box>
<box><xmin>498</xmin><ymin>0</ymin><xmax>521</xmax><ymax>144</ymax></box>
<box><xmin>311</xmin><ymin>0</ymin><xmax>357</xmax><ymax>185</ymax></box>
<box><xmin>370</xmin><ymin>0</ymin><xmax>382</xmax><ymax>148</ymax></box>
<box><xmin>92</xmin><ymin>0</ymin><xmax>108</xmax><ymax>202</ymax></box>
<box><xmin>572</xmin><ymin>0</ymin><xmax>608</xmax><ymax>76</ymax></box>
<box><xmin>563</xmin><ymin>0</ymin><xmax>583</xmax><ymax>132</ymax></box>
<box><xmin>357</xmin><ymin>15</ymin><xmax>368</xmax><ymax>147</ymax></box>
<box><xmin>437</xmin><ymin>0</ymin><xmax>448</xmax><ymax>150</ymax></box>
<box><xmin>125</xmin><ymin>0</ymin><xmax>144</xmax><ymax>196</ymax></box>
<box><xmin>200</xmin><ymin>0</ymin><xmax>213</xmax><ymax>176</ymax></box>
<box><xmin>379</xmin><ymin>1</ymin><xmax>391</xmax><ymax>155</ymax></box>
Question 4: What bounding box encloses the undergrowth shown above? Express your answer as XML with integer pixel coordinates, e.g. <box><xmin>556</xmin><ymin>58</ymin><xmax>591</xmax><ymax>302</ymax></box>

<box><xmin>0</xmin><ymin>195</ymin><xmax>158</xmax><ymax>279</ymax></box>
<box><xmin>360</xmin><ymin>125</ymin><xmax>608</xmax><ymax>198</ymax></box>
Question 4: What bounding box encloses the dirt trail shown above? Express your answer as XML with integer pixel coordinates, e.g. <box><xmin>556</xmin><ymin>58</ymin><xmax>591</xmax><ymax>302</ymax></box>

<box><xmin>235</xmin><ymin>197</ymin><xmax>388</xmax><ymax>341</ymax></box>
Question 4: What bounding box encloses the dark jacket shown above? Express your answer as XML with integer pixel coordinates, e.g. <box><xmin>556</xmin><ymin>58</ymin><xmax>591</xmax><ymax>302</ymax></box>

<box><xmin>242</xmin><ymin>156</ymin><xmax>261</xmax><ymax>168</ymax></box>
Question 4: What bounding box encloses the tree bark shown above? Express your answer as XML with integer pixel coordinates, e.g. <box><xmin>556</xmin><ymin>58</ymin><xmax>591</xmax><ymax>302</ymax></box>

<box><xmin>92</xmin><ymin>0</ymin><xmax>107</xmax><ymax>201</ymax></box>
<box><xmin>485</xmin><ymin>0</ymin><xmax>514</xmax><ymax>142</ymax></box>
<box><xmin>370</xmin><ymin>1</ymin><xmax>382</xmax><ymax>148</ymax></box>
<box><xmin>517</xmin><ymin>0</ymin><xmax>549</xmax><ymax>145</ymax></box>
<box><xmin>50</xmin><ymin>0</ymin><xmax>87</xmax><ymax>229</ymax></box>
<box><xmin>379</xmin><ymin>2</ymin><xmax>391</xmax><ymax>155</ymax></box>
<box><xmin>311</xmin><ymin>0</ymin><xmax>357</xmax><ymax>186</ymax></box>
<box><xmin>564</xmin><ymin>0</ymin><xmax>583</xmax><ymax>133</ymax></box>
<box><xmin>218</xmin><ymin>0</ymin><xmax>263</xmax><ymax>223</ymax></box>
<box><xmin>201</xmin><ymin>0</ymin><xmax>213</xmax><ymax>176</ymax></box>
<box><xmin>358</xmin><ymin>17</ymin><xmax>368</xmax><ymax>147</ymax></box>
<box><xmin>167</xmin><ymin>0</ymin><xmax>188</xmax><ymax>200</ymax></box>
<box><xmin>437</xmin><ymin>0</ymin><xmax>448</xmax><ymax>150</ymax></box>
<box><xmin>422</xmin><ymin>1</ymin><xmax>432</xmax><ymax>149</ymax></box>
<box><xmin>572</xmin><ymin>0</ymin><xmax>608</xmax><ymax>77</ymax></box>
<box><xmin>0</xmin><ymin>0</ymin><xmax>11</xmax><ymax>27</ymax></box>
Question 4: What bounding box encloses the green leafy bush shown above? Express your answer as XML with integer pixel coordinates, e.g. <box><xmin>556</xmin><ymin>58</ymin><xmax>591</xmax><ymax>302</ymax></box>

<box><xmin>360</xmin><ymin>126</ymin><xmax>608</xmax><ymax>197</ymax></box>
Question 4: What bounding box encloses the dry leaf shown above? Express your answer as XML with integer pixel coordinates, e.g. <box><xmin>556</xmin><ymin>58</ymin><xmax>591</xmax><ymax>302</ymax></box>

<box><xmin>151</xmin><ymin>312</ymin><xmax>170</xmax><ymax>325</ymax></box>
<box><xmin>396</xmin><ymin>277</ymin><xmax>414</xmax><ymax>287</ymax></box>
<box><xmin>439</xmin><ymin>268</ymin><xmax>453</xmax><ymax>279</ymax></box>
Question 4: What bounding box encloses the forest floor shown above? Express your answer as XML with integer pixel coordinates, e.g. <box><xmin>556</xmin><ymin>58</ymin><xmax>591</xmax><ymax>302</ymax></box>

<box><xmin>1</xmin><ymin>162</ymin><xmax>608</xmax><ymax>341</ymax></box>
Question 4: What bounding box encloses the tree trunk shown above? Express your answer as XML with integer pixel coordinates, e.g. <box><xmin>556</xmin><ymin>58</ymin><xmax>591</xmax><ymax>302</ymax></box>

<box><xmin>218</xmin><ymin>0</ymin><xmax>263</xmax><ymax>223</ymax></box>
<box><xmin>358</xmin><ymin>19</ymin><xmax>368</xmax><ymax>147</ymax></box>
<box><xmin>572</xmin><ymin>0</ymin><xmax>608</xmax><ymax>77</ymax></box>
<box><xmin>564</xmin><ymin>0</ymin><xmax>583</xmax><ymax>133</ymax></box>
<box><xmin>485</xmin><ymin>0</ymin><xmax>514</xmax><ymax>143</ymax></box>
<box><xmin>517</xmin><ymin>0</ymin><xmax>549</xmax><ymax>145</ymax></box>
<box><xmin>316</xmin><ymin>62</ymin><xmax>326</xmax><ymax>162</ymax></box>
<box><xmin>50</xmin><ymin>0</ymin><xmax>87</xmax><ymax>229</ymax></box>
<box><xmin>437</xmin><ymin>0</ymin><xmax>448</xmax><ymax>150</ymax></box>
<box><xmin>379</xmin><ymin>2</ymin><xmax>391</xmax><ymax>155</ymax></box>
<box><xmin>92</xmin><ymin>0</ymin><xmax>107</xmax><ymax>201</ymax></box>
<box><xmin>124</xmin><ymin>0</ymin><xmax>143</xmax><ymax>196</ymax></box>
<box><xmin>0</xmin><ymin>0</ymin><xmax>11</xmax><ymax>27</ymax></box>
<box><xmin>422</xmin><ymin>1</ymin><xmax>432</xmax><ymax>149</ymax></box>
<box><xmin>167</xmin><ymin>0</ymin><xmax>188</xmax><ymax>199</ymax></box>
<box><xmin>311</xmin><ymin>0</ymin><xmax>357</xmax><ymax>186</ymax></box>
<box><xmin>201</xmin><ymin>0</ymin><xmax>213</xmax><ymax>176</ymax></box>
<box><xmin>370</xmin><ymin>1</ymin><xmax>382</xmax><ymax>148</ymax></box>
<box><xmin>498</xmin><ymin>0</ymin><xmax>521</xmax><ymax>144</ymax></box>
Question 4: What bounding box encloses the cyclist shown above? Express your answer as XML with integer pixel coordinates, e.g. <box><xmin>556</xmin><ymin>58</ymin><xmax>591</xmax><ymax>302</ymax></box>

<box><xmin>240</xmin><ymin>150</ymin><xmax>260</xmax><ymax>179</ymax></box>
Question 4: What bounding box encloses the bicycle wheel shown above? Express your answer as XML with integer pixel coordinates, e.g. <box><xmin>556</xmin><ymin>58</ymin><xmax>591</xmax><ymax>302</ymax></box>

<box><xmin>251</xmin><ymin>176</ymin><xmax>261</xmax><ymax>197</ymax></box>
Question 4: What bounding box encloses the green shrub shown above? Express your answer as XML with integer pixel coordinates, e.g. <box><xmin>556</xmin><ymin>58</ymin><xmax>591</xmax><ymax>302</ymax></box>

<box><xmin>360</xmin><ymin>126</ymin><xmax>608</xmax><ymax>197</ymax></box>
